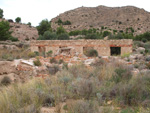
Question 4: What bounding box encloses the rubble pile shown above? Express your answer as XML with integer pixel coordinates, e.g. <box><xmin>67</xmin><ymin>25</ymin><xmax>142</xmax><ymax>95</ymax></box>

<box><xmin>1</xmin><ymin>45</ymin><xmax>150</xmax><ymax>83</ymax></box>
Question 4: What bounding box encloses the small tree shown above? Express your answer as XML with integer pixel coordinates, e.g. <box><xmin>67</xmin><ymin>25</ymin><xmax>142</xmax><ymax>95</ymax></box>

<box><xmin>37</xmin><ymin>19</ymin><xmax>51</xmax><ymax>35</ymax></box>
<box><xmin>103</xmin><ymin>31</ymin><xmax>111</xmax><ymax>37</ymax></box>
<box><xmin>43</xmin><ymin>31</ymin><xmax>57</xmax><ymax>40</ymax></box>
<box><xmin>27</xmin><ymin>22</ymin><xmax>31</xmax><ymax>26</ymax></box>
<box><xmin>56</xmin><ymin>26</ymin><xmax>66</xmax><ymax>35</ymax></box>
<box><xmin>57</xmin><ymin>33</ymin><xmax>69</xmax><ymax>40</ymax></box>
<box><xmin>0</xmin><ymin>21</ymin><xmax>11</xmax><ymax>41</ymax></box>
<box><xmin>63</xmin><ymin>20</ymin><xmax>71</xmax><ymax>25</ymax></box>
<box><xmin>15</xmin><ymin>17</ymin><xmax>21</xmax><ymax>23</ymax></box>
<box><xmin>85</xmin><ymin>34</ymin><xmax>99</xmax><ymax>39</ymax></box>
<box><xmin>0</xmin><ymin>8</ymin><xmax>4</xmax><ymax>18</ymax></box>
<box><xmin>57</xmin><ymin>18</ymin><xmax>63</xmax><ymax>25</ymax></box>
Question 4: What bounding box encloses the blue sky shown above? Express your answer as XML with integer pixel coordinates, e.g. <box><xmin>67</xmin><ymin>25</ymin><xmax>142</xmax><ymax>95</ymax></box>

<box><xmin>0</xmin><ymin>0</ymin><xmax>149</xmax><ymax>26</ymax></box>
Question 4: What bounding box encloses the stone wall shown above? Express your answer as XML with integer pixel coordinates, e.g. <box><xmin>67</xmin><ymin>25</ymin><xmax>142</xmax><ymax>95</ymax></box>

<box><xmin>30</xmin><ymin>39</ymin><xmax>133</xmax><ymax>56</ymax></box>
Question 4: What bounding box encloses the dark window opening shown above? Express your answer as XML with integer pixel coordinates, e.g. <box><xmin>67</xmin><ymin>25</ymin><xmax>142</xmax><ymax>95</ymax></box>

<box><xmin>110</xmin><ymin>47</ymin><xmax>121</xmax><ymax>56</ymax></box>
<box><xmin>38</xmin><ymin>46</ymin><xmax>46</xmax><ymax>56</ymax></box>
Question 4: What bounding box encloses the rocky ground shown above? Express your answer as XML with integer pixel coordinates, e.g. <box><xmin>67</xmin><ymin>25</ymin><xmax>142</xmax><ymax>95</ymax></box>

<box><xmin>0</xmin><ymin>41</ymin><xmax>150</xmax><ymax>112</ymax></box>
<box><xmin>0</xmin><ymin>41</ymin><xmax>150</xmax><ymax>85</ymax></box>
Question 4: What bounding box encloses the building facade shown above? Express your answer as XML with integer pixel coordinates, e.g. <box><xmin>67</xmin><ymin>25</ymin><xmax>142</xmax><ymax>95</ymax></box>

<box><xmin>30</xmin><ymin>39</ymin><xmax>133</xmax><ymax>56</ymax></box>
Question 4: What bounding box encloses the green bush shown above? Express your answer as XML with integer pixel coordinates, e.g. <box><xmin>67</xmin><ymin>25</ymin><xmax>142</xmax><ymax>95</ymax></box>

<box><xmin>37</xmin><ymin>19</ymin><xmax>51</xmax><ymax>35</ymax></box>
<box><xmin>111</xmin><ymin>67</ymin><xmax>132</xmax><ymax>83</ymax></box>
<box><xmin>47</xmin><ymin>50</ymin><xmax>53</xmax><ymax>57</ymax></box>
<box><xmin>38</xmin><ymin>31</ymin><xmax>57</xmax><ymax>40</ymax></box>
<box><xmin>63</xmin><ymin>20</ymin><xmax>71</xmax><ymax>25</ymax></box>
<box><xmin>69</xmin><ymin>30</ymin><xmax>81</xmax><ymax>36</ymax></box>
<box><xmin>113</xmin><ymin>30</ymin><xmax>117</xmax><ymax>34</ymax></box>
<box><xmin>56</xmin><ymin>18</ymin><xmax>71</xmax><ymax>25</ymax></box>
<box><xmin>85</xmin><ymin>49</ymin><xmax>98</xmax><ymax>57</ymax></box>
<box><xmin>57</xmin><ymin>33</ymin><xmax>69</xmax><ymax>40</ymax></box>
<box><xmin>58</xmin><ymin>59</ymin><xmax>64</xmax><ymax>64</ymax></box>
<box><xmin>142</xmin><ymin>38</ymin><xmax>148</xmax><ymax>43</ymax></box>
<box><xmin>28</xmin><ymin>52</ymin><xmax>36</xmax><ymax>58</ymax></box>
<box><xmin>9</xmin><ymin>36</ymin><xmax>18</xmax><ymax>42</ymax></box>
<box><xmin>50</xmin><ymin>58</ymin><xmax>57</xmax><ymax>64</ymax></box>
<box><xmin>33</xmin><ymin>58</ymin><xmax>42</xmax><ymax>66</ymax></box>
<box><xmin>27</xmin><ymin>22</ymin><xmax>31</xmax><ymax>26</ymax></box>
<box><xmin>84</xmin><ymin>33</ymin><xmax>99</xmax><ymax>39</ymax></box>
<box><xmin>101</xmin><ymin>26</ymin><xmax>104</xmax><ymax>30</ymax></box>
<box><xmin>56</xmin><ymin>26</ymin><xmax>66</xmax><ymax>35</ymax></box>
<box><xmin>56</xmin><ymin>18</ymin><xmax>63</xmax><ymax>25</ymax></box>
<box><xmin>34</xmin><ymin>51</ymin><xmax>39</xmax><ymax>56</ymax></box>
<box><xmin>135</xmin><ymin>32</ymin><xmax>150</xmax><ymax>41</ymax></box>
<box><xmin>103</xmin><ymin>31</ymin><xmax>111</xmax><ymax>37</ymax></box>
<box><xmin>15</xmin><ymin>17</ymin><xmax>21</xmax><ymax>23</ymax></box>
<box><xmin>82</xmin><ymin>29</ymin><xmax>88</xmax><ymax>35</ymax></box>
<box><xmin>1</xmin><ymin>76</ymin><xmax>12</xmax><ymax>86</ymax></box>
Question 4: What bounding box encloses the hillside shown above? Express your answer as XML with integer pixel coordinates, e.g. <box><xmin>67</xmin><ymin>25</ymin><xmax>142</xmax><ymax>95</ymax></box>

<box><xmin>0</xmin><ymin>18</ymin><xmax>38</xmax><ymax>41</ymax></box>
<box><xmin>51</xmin><ymin>5</ymin><xmax>150</xmax><ymax>35</ymax></box>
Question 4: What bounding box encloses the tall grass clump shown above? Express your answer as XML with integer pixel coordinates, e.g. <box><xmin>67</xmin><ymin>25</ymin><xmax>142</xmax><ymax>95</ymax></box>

<box><xmin>0</xmin><ymin>79</ymin><xmax>54</xmax><ymax>113</ymax></box>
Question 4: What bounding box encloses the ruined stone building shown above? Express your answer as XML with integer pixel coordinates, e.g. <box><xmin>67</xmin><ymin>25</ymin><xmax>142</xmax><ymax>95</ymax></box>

<box><xmin>30</xmin><ymin>39</ymin><xmax>133</xmax><ymax>56</ymax></box>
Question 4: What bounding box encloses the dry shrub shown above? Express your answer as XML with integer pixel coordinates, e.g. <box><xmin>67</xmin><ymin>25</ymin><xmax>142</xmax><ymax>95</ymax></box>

<box><xmin>0</xmin><ymin>79</ymin><xmax>50</xmax><ymax>113</ymax></box>
<box><xmin>71</xmin><ymin>77</ymin><xmax>99</xmax><ymax>99</ymax></box>
<box><xmin>50</xmin><ymin>58</ymin><xmax>58</xmax><ymax>64</ymax></box>
<box><xmin>66</xmin><ymin>100</ymin><xmax>99</xmax><ymax>113</ymax></box>
<box><xmin>33</xmin><ymin>58</ymin><xmax>42</xmax><ymax>66</ymax></box>
<box><xmin>68</xmin><ymin>64</ymin><xmax>92</xmax><ymax>78</ymax></box>
<box><xmin>28</xmin><ymin>52</ymin><xmax>36</xmax><ymax>58</ymax></box>
<box><xmin>108</xmin><ymin>72</ymin><xmax>150</xmax><ymax>106</ymax></box>
<box><xmin>0</xmin><ymin>47</ymin><xmax>34</xmax><ymax>60</ymax></box>
<box><xmin>48</xmin><ymin>65</ymin><xmax>60</xmax><ymax>75</ymax></box>
<box><xmin>84</xmin><ymin>49</ymin><xmax>98</xmax><ymax>57</ymax></box>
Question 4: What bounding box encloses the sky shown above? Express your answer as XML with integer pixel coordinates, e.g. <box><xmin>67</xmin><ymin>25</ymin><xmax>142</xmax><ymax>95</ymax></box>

<box><xmin>0</xmin><ymin>0</ymin><xmax>150</xmax><ymax>26</ymax></box>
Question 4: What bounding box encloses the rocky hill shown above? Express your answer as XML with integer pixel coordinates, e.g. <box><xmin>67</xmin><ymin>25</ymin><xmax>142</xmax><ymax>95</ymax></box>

<box><xmin>0</xmin><ymin>18</ymin><xmax>38</xmax><ymax>41</ymax></box>
<box><xmin>51</xmin><ymin>5</ymin><xmax>150</xmax><ymax>35</ymax></box>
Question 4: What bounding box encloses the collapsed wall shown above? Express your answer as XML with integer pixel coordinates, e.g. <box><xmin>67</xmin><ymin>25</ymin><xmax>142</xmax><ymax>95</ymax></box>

<box><xmin>30</xmin><ymin>39</ymin><xmax>133</xmax><ymax>56</ymax></box>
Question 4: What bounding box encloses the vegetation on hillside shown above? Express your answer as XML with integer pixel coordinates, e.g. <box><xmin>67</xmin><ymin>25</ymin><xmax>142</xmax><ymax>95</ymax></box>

<box><xmin>0</xmin><ymin>21</ymin><xmax>18</xmax><ymax>41</ymax></box>
<box><xmin>56</xmin><ymin>18</ymin><xmax>71</xmax><ymax>25</ymax></box>
<box><xmin>36</xmin><ymin>21</ymin><xmax>150</xmax><ymax>41</ymax></box>
<box><xmin>0</xmin><ymin>21</ymin><xmax>11</xmax><ymax>41</ymax></box>
<box><xmin>37</xmin><ymin>19</ymin><xmax>52</xmax><ymax>35</ymax></box>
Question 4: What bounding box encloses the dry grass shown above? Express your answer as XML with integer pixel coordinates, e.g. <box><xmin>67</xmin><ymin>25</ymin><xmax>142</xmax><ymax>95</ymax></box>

<box><xmin>0</xmin><ymin>47</ymin><xmax>36</xmax><ymax>61</ymax></box>
<box><xmin>0</xmin><ymin>62</ymin><xmax>150</xmax><ymax>112</ymax></box>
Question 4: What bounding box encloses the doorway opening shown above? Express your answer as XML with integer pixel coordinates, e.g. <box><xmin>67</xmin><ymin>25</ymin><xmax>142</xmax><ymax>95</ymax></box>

<box><xmin>110</xmin><ymin>47</ymin><xmax>121</xmax><ymax>56</ymax></box>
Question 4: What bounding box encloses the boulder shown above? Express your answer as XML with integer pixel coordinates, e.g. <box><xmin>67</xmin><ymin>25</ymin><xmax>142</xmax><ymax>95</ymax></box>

<box><xmin>135</xmin><ymin>54</ymin><xmax>144</xmax><ymax>60</ymax></box>
<box><xmin>84</xmin><ymin>59</ymin><xmax>95</xmax><ymax>65</ymax></box>
<box><xmin>0</xmin><ymin>61</ymin><xmax>16</xmax><ymax>75</ymax></box>
<box><xmin>136</xmin><ymin>47</ymin><xmax>145</xmax><ymax>53</ymax></box>
<box><xmin>129</xmin><ymin>55</ymin><xmax>136</xmax><ymax>60</ymax></box>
